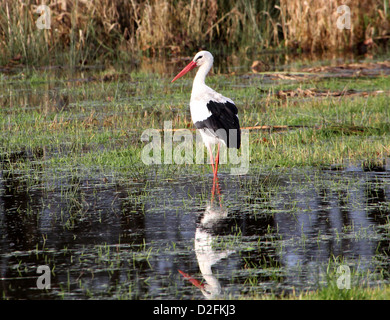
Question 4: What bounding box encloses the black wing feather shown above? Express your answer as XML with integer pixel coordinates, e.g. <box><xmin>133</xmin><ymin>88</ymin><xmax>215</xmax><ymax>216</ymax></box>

<box><xmin>194</xmin><ymin>100</ymin><xmax>241</xmax><ymax>149</ymax></box>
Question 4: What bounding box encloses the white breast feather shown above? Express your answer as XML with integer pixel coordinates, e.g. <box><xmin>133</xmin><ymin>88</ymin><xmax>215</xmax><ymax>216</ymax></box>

<box><xmin>190</xmin><ymin>85</ymin><xmax>234</xmax><ymax>123</ymax></box>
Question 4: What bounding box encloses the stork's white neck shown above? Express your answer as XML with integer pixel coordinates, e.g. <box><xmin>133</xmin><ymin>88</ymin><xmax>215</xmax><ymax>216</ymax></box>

<box><xmin>193</xmin><ymin>61</ymin><xmax>213</xmax><ymax>89</ymax></box>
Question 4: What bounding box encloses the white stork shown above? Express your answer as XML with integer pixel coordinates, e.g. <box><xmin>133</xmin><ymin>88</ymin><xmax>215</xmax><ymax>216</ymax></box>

<box><xmin>171</xmin><ymin>51</ymin><xmax>241</xmax><ymax>178</ymax></box>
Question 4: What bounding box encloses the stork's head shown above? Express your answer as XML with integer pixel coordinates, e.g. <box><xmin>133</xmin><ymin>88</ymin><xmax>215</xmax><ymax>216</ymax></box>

<box><xmin>192</xmin><ymin>51</ymin><xmax>213</xmax><ymax>68</ymax></box>
<box><xmin>171</xmin><ymin>51</ymin><xmax>213</xmax><ymax>83</ymax></box>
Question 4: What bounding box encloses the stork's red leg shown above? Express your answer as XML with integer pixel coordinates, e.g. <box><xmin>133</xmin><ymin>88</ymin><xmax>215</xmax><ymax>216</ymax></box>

<box><xmin>207</xmin><ymin>144</ymin><xmax>215</xmax><ymax>175</ymax></box>
<box><xmin>214</xmin><ymin>142</ymin><xmax>220</xmax><ymax>177</ymax></box>
<box><xmin>211</xmin><ymin>175</ymin><xmax>216</xmax><ymax>203</ymax></box>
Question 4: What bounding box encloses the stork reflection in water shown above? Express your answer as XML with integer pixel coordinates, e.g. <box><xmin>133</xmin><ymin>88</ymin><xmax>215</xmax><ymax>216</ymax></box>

<box><xmin>178</xmin><ymin>179</ymin><xmax>233</xmax><ymax>299</ymax></box>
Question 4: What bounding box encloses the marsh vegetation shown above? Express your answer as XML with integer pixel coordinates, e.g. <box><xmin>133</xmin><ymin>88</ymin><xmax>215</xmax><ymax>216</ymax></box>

<box><xmin>1</xmin><ymin>0</ymin><xmax>389</xmax><ymax>65</ymax></box>
<box><xmin>1</xmin><ymin>0</ymin><xmax>390</xmax><ymax>300</ymax></box>
<box><xmin>1</xmin><ymin>51</ymin><xmax>390</xmax><ymax>299</ymax></box>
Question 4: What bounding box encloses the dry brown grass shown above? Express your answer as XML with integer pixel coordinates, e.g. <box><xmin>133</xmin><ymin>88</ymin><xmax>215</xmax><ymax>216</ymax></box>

<box><xmin>280</xmin><ymin>0</ymin><xmax>390</xmax><ymax>52</ymax></box>
<box><xmin>135</xmin><ymin>0</ymin><xmax>220</xmax><ymax>53</ymax></box>
<box><xmin>0</xmin><ymin>0</ymin><xmax>137</xmax><ymax>63</ymax></box>
<box><xmin>0</xmin><ymin>0</ymin><xmax>281</xmax><ymax>62</ymax></box>
<box><xmin>0</xmin><ymin>0</ymin><xmax>388</xmax><ymax>64</ymax></box>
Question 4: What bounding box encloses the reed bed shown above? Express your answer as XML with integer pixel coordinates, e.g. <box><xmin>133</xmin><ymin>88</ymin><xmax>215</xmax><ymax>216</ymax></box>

<box><xmin>280</xmin><ymin>0</ymin><xmax>390</xmax><ymax>52</ymax></box>
<box><xmin>0</xmin><ymin>0</ymin><xmax>388</xmax><ymax>65</ymax></box>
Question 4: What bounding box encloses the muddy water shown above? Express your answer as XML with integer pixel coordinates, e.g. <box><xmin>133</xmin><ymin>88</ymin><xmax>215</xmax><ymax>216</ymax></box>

<box><xmin>0</xmin><ymin>162</ymin><xmax>389</xmax><ymax>299</ymax></box>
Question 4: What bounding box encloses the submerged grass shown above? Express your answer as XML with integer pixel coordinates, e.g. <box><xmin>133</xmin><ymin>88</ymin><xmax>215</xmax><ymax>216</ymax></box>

<box><xmin>248</xmin><ymin>278</ymin><xmax>390</xmax><ymax>300</ymax></box>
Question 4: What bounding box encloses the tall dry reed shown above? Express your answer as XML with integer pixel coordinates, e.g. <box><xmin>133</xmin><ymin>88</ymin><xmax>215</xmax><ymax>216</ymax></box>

<box><xmin>0</xmin><ymin>0</ymin><xmax>281</xmax><ymax>63</ymax></box>
<box><xmin>0</xmin><ymin>0</ymin><xmax>388</xmax><ymax>65</ymax></box>
<box><xmin>279</xmin><ymin>0</ymin><xmax>389</xmax><ymax>52</ymax></box>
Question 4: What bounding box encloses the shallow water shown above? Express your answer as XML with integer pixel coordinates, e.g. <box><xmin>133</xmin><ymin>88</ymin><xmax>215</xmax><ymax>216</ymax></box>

<box><xmin>0</xmin><ymin>163</ymin><xmax>389</xmax><ymax>299</ymax></box>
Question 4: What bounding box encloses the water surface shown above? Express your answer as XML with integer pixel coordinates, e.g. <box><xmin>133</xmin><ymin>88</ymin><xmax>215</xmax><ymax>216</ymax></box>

<box><xmin>1</xmin><ymin>163</ymin><xmax>389</xmax><ymax>299</ymax></box>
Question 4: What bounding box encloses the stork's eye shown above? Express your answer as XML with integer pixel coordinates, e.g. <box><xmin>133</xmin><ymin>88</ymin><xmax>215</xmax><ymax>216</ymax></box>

<box><xmin>196</xmin><ymin>55</ymin><xmax>203</xmax><ymax>61</ymax></box>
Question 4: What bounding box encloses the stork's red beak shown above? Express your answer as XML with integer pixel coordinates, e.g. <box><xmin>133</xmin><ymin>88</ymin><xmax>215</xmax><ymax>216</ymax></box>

<box><xmin>171</xmin><ymin>61</ymin><xmax>197</xmax><ymax>83</ymax></box>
